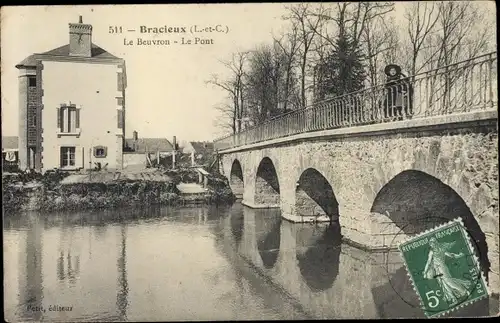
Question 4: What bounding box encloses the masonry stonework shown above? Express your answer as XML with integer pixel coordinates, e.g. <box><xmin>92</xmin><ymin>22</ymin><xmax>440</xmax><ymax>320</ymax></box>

<box><xmin>18</xmin><ymin>75</ymin><xmax>29</xmax><ymax>170</ymax></box>
<box><xmin>36</xmin><ymin>61</ymin><xmax>44</xmax><ymax>172</ymax></box>
<box><xmin>27</xmin><ymin>87</ymin><xmax>38</xmax><ymax>146</ymax></box>
<box><xmin>220</xmin><ymin>124</ymin><xmax>499</xmax><ymax>293</ymax></box>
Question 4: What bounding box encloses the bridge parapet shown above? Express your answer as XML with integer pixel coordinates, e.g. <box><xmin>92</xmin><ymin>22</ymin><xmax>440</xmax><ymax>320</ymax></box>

<box><xmin>215</xmin><ymin>52</ymin><xmax>497</xmax><ymax>151</ymax></box>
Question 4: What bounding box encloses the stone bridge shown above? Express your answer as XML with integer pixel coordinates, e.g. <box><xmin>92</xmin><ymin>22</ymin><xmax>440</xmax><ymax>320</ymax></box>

<box><xmin>216</xmin><ymin>110</ymin><xmax>499</xmax><ymax>294</ymax></box>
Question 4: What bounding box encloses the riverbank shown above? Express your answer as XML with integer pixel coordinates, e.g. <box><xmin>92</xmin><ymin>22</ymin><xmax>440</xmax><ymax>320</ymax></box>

<box><xmin>2</xmin><ymin>167</ymin><xmax>236</xmax><ymax>214</ymax></box>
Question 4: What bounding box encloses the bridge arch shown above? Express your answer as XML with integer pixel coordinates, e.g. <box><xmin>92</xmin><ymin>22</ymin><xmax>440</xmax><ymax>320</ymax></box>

<box><xmin>229</xmin><ymin>159</ymin><xmax>244</xmax><ymax>199</ymax></box>
<box><xmin>295</xmin><ymin>168</ymin><xmax>340</xmax><ymax>221</ymax></box>
<box><xmin>255</xmin><ymin>157</ymin><xmax>280</xmax><ymax>206</ymax></box>
<box><xmin>371</xmin><ymin>169</ymin><xmax>490</xmax><ymax>280</ymax></box>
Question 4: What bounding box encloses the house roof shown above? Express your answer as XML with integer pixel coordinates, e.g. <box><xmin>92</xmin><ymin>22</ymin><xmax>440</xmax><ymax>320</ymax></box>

<box><xmin>189</xmin><ymin>141</ymin><xmax>214</xmax><ymax>155</ymax></box>
<box><xmin>125</xmin><ymin>138</ymin><xmax>174</xmax><ymax>153</ymax></box>
<box><xmin>2</xmin><ymin>136</ymin><xmax>18</xmax><ymax>151</ymax></box>
<box><xmin>16</xmin><ymin>43</ymin><xmax>121</xmax><ymax>68</ymax></box>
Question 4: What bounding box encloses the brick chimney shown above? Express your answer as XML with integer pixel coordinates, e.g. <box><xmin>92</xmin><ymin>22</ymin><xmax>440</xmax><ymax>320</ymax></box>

<box><xmin>69</xmin><ymin>15</ymin><xmax>92</xmax><ymax>57</ymax></box>
<box><xmin>133</xmin><ymin>130</ymin><xmax>138</xmax><ymax>141</ymax></box>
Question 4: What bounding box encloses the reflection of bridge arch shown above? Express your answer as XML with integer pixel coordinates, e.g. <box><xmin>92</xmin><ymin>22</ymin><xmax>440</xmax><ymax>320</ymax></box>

<box><xmin>295</xmin><ymin>168</ymin><xmax>339</xmax><ymax>221</ymax></box>
<box><xmin>371</xmin><ymin>170</ymin><xmax>490</xmax><ymax>279</ymax></box>
<box><xmin>255</xmin><ymin>209</ymin><xmax>282</xmax><ymax>269</ymax></box>
<box><xmin>255</xmin><ymin>157</ymin><xmax>280</xmax><ymax>207</ymax></box>
<box><xmin>230</xmin><ymin>203</ymin><xmax>244</xmax><ymax>247</ymax></box>
<box><xmin>296</xmin><ymin>223</ymin><xmax>342</xmax><ymax>292</ymax></box>
<box><xmin>229</xmin><ymin>159</ymin><xmax>244</xmax><ymax>199</ymax></box>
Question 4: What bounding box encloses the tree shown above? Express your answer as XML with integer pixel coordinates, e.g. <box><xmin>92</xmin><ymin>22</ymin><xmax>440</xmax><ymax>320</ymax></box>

<box><xmin>308</xmin><ymin>2</ymin><xmax>393</xmax><ymax>98</ymax></box>
<box><xmin>362</xmin><ymin>4</ymin><xmax>398</xmax><ymax>87</ymax></box>
<box><xmin>415</xmin><ymin>1</ymin><xmax>495</xmax><ymax>110</ymax></box>
<box><xmin>244</xmin><ymin>42</ymin><xmax>292</xmax><ymax>123</ymax></box>
<box><xmin>316</xmin><ymin>31</ymin><xmax>365</xmax><ymax>99</ymax></box>
<box><xmin>206</xmin><ymin>51</ymin><xmax>248</xmax><ymax>134</ymax></box>
<box><xmin>273</xmin><ymin>27</ymin><xmax>300</xmax><ymax>113</ymax></box>
<box><xmin>212</xmin><ymin>102</ymin><xmax>237</xmax><ymax>134</ymax></box>
<box><xmin>403</xmin><ymin>2</ymin><xmax>440</xmax><ymax>77</ymax></box>
<box><xmin>283</xmin><ymin>3</ymin><xmax>325</xmax><ymax>108</ymax></box>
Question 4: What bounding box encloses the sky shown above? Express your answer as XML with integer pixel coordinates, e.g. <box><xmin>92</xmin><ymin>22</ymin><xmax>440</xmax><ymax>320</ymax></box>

<box><xmin>1</xmin><ymin>2</ymin><xmax>496</xmax><ymax>143</ymax></box>
<box><xmin>1</xmin><ymin>4</ymin><xmax>290</xmax><ymax>143</ymax></box>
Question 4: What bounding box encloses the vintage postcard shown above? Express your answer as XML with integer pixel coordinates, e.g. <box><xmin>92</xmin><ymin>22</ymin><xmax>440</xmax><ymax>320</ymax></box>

<box><xmin>2</xmin><ymin>2</ymin><xmax>498</xmax><ymax>321</ymax></box>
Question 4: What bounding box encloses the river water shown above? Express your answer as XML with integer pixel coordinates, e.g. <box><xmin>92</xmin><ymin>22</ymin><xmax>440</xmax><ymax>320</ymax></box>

<box><xmin>3</xmin><ymin>203</ymin><xmax>492</xmax><ymax>321</ymax></box>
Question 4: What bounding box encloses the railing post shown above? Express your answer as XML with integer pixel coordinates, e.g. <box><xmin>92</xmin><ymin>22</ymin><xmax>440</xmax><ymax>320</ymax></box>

<box><xmin>490</xmin><ymin>54</ymin><xmax>496</xmax><ymax>108</ymax></box>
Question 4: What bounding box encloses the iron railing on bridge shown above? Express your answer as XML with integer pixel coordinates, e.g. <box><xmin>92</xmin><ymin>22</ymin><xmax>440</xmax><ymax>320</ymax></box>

<box><xmin>214</xmin><ymin>52</ymin><xmax>497</xmax><ymax>151</ymax></box>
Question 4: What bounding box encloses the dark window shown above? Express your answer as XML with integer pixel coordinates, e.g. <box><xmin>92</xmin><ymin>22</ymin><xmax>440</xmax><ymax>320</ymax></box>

<box><xmin>28</xmin><ymin>77</ymin><xmax>36</xmax><ymax>87</ymax></box>
<box><xmin>94</xmin><ymin>146</ymin><xmax>107</xmax><ymax>158</ymax></box>
<box><xmin>31</xmin><ymin>114</ymin><xmax>36</xmax><ymax>127</ymax></box>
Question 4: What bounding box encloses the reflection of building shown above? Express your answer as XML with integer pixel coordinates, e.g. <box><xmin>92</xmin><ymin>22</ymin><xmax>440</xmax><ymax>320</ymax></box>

<box><xmin>57</xmin><ymin>250</ymin><xmax>80</xmax><ymax>283</ymax></box>
<box><xmin>16</xmin><ymin>16</ymin><xmax>127</xmax><ymax>172</ymax></box>
<box><xmin>116</xmin><ymin>225</ymin><xmax>129</xmax><ymax>320</ymax></box>
<box><xmin>18</xmin><ymin>217</ymin><xmax>44</xmax><ymax>321</ymax></box>
<box><xmin>10</xmin><ymin>216</ymin><xmax>130</xmax><ymax>321</ymax></box>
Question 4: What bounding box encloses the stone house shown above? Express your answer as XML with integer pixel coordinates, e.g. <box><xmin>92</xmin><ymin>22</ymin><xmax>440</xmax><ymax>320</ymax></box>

<box><xmin>123</xmin><ymin>131</ymin><xmax>175</xmax><ymax>168</ymax></box>
<box><xmin>15</xmin><ymin>16</ymin><xmax>127</xmax><ymax>172</ymax></box>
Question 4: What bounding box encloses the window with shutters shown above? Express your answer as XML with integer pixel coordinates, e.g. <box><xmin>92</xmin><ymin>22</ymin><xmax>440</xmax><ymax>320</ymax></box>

<box><xmin>60</xmin><ymin>147</ymin><xmax>76</xmax><ymax>167</ymax></box>
<box><xmin>57</xmin><ymin>104</ymin><xmax>80</xmax><ymax>134</ymax></box>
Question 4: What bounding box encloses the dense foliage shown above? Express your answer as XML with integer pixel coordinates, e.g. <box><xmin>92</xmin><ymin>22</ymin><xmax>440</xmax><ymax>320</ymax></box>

<box><xmin>3</xmin><ymin>167</ymin><xmax>235</xmax><ymax>215</ymax></box>
<box><xmin>315</xmin><ymin>33</ymin><xmax>365</xmax><ymax>100</ymax></box>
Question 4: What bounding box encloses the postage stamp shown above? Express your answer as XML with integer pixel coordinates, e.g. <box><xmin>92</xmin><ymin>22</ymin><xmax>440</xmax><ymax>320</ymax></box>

<box><xmin>398</xmin><ymin>217</ymin><xmax>489</xmax><ymax>318</ymax></box>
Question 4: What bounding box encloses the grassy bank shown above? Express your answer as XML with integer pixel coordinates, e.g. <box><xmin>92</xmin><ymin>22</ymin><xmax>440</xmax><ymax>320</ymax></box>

<box><xmin>2</xmin><ymin>168</ymin><xmax>236</xmax><ymax>214</ymax></box>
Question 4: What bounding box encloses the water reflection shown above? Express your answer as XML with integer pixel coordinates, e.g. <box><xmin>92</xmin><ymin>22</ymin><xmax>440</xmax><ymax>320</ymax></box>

<box><xmin>296</xmin><ymin>223</ymin><xmax>341</xmax><ymax>292</ymax></box>
<box><xmin>18</xmin><ymin>215</ymin><xmax>44</xmax><ymax>322</ymax></box>
<box><xmin>255</xmin><ymin>209</ymin><xmax>281</xmax><ymax>269</ymax></box>
<box><xmin>230</xmin><ymin>203</ymin><xmax>244</xmax><ymax>247</ymax></box>
<box><xmin>57</xmin><ymin>251</ymin><xmax>65</xmax><ymax>281</ymax></box>
<box><xmin>220</xmin><ymin>205</ymin><xmax>493</xmax><ymax>319</ymax></box>
<box><xmin>116</xmin><ymin>225</ymin><xmax>129</xmax><ymax>321</ymax></box>
<box><xmin>4</xmin><ymin>203</ymin><xmax>494</xmax><ymax>321</ymax></box>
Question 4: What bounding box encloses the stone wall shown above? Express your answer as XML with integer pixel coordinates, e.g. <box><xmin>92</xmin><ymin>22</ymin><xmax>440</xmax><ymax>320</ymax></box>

<box><xmin>220</xmin><ymin>120</ymin><xmax>498</xmax><ymax>293</ymax></box>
